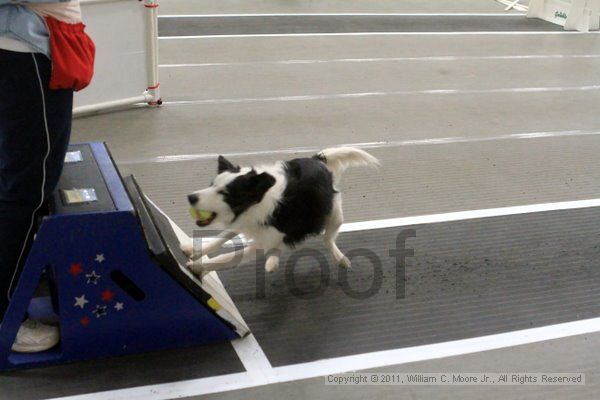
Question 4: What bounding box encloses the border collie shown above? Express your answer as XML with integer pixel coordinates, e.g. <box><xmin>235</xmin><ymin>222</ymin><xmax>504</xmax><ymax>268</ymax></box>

<box><xmin>182</xmin><ymin>147</ymin><xmax>379</xmax><ymax>274</ymax></box>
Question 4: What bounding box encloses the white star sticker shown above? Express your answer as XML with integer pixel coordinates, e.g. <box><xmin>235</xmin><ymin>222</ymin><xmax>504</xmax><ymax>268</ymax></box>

<box><xmin>114</xmin><ymin>302</ymin><xmax>124</xmax><ymax>311</ymax></box>
<box><xmin>74</xmin><ymin>295</ymin><xmax>89</xmax><ymax>309</ymax></box>
<box><xmin>92</xmin><ymin>305</ymin><xmax>108</xmax><ymax>318</ymax></box>
<box><xmin>95</xmin><ymin>254</ymin><xmax>105</xmax><ymax>263</ymax></box>
<box><xmin>86</xmin><ymin>270</ymin><xmax>101</xmax><ymax>285</ymax></box>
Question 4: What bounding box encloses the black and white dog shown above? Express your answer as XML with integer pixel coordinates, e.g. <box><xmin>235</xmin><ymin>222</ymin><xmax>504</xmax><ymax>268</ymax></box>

<box><xmin>182</xmin><ymin>147</ymin><xmax>379</xmax><ymax>274</ymax></box>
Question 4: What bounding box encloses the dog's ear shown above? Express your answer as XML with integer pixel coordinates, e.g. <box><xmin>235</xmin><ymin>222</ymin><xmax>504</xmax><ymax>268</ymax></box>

<box><xmin>248</xmin><ymin>172</ymin><xmax>276</xmax><ymax>194</ymax></box>
<box><xmin>218</xmin><ymin>156</ymin><xmax>240</xmax><ymax>174</ymax></box>
<box><xmin>221</xmin><ymin>171</ymin><xmax>277</xmax><ymax>216</ymax></box>
<box><xmin>231</xmin><ymin>170</ymin><xmax>276</xmax><ymax>199</ymax></box>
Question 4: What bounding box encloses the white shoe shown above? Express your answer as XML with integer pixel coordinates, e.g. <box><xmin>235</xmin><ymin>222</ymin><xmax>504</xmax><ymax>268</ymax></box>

<box><xmin>11</xmin><ymin>319</ymin><xmax>59</xmax><ymax>353</ymax></box>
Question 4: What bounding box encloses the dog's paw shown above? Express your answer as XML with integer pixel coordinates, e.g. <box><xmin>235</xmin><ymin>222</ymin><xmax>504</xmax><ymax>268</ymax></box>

<box><xmin>185</xmin><ymin>259</ymin><xmax>197</xmax><ymax>271</ymax></box>
<box><xmin>186</xmin><ymin>255</ymin><xmax>209</xmax><ymax>275</ymax></box>
<box><xmin>265</xmin><ymin>257</ymin><xmax>279</xmax><ymax>273</ymax></box>
<box><xmin>338</xmin><ymin>256</ymin><xmax>351</xmax><ymax>269</ymax></box>
<box><xmin>181</xmin><ymin>241</ymin><xmax>194</xmax><ymax>258</ymax></box>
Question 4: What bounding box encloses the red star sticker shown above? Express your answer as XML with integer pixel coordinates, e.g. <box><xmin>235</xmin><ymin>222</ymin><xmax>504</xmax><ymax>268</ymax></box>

<box><xmin>80</xmin><ymin>316</ymin><xmax>90</xmax><ymax>327</ymax></box>
<box><xmin>69</xmin><ymin>263</ymin><xmax>83</xmax><ymax>277</ymax></box>
<box><xmin>101</xmin><ymin>289</ymin><xmax>115</xmax><ymax>302</ymax></box>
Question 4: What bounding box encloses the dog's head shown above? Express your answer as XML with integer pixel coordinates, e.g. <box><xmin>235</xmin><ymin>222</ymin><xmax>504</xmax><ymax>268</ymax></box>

<box><xmin>187</xmin><ymin>156</ymin><xmax>276</xmax><ymax>228</ymax></box>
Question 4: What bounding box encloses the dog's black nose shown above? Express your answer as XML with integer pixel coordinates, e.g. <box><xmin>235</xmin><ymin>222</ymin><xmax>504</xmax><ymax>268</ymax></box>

<box><xmin>188</xmin><ymin>194</ymin><xmax>199</xmax><ymax>205</ymax></box>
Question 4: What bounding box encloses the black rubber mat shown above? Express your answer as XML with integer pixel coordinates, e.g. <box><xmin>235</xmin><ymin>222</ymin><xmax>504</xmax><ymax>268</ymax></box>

<box><xmin>159</xmin><ymin>15</ymin><xmax>561</xmax><ymax>37</ymax></box>
<box><xmin>193</xmin><ymin>334</ymin><xmax>600</xmax><ymax>400</ymax></box>
<box><xmin>218</xmin><ymin>207</ymin><xmax>600</xmax><ymax>366</ymax></box>
<box><xmin>0</xmin><ymin>342</ymin><xmax>243</xmax><ymax>400</ymax></box>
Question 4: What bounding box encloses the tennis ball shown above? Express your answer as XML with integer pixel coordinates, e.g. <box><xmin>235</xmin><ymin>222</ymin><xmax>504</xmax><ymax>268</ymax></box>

<box><xmin>189</xmin><ymin>208</ymin><xmax>213</xmax><ymax>221</ymax></box>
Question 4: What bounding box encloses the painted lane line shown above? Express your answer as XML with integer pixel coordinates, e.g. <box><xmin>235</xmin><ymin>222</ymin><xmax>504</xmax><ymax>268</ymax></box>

<box><xmin>49</xmin><ymin>317</ymin><xmax>600</xmax><ymax>400</ymax></box>
<box><xmin>159</xmin><ymin>31</ymin><xmax>595</xmax><ymax>39</ymax></box>
<box><xmin>157</xmin><ymin>85</ymin><xmax>600</xmax><ymax>107</ymax></box>
<box><xmin>159</xmin><ymin>13</ymin><xmax>528</xmax><ymax>18</ymax></box>
<box><xmin>272</xmin><ymin>317</ymin><xmax>600</xmax><ymax>381</ymax></box>
<box><xmin>119</xmin><ymin>129</ymin><xmax>600</xmax><ymax>165</ymax></box>
<box><xmin>340</xmin><ymin>198</ymin><xmax>600</xmax><ymax>232</ymax></box>
<box><xmin>231</xmin><ymin>334</ymin><xmax>275</xmax><ymax>383</ymax></box>
<box><xmin>159</xmin><ymin>54</ymin><xmax>600</xmax><ymax>68</ymax></box>
<box><xmin>496</xmin><ymin>0</ymin><xmax>529</xmax><ymax>12</ymax></box>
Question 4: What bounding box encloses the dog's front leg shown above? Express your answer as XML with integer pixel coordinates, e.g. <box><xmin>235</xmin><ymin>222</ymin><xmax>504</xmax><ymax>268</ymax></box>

<box><xmin>181</xmin><ymin>230</ymin><xmax>239</xmax><ymax>261</ymax></box>
<box><xmin>202</xmin><ymin>230</ymin><xmax>240</xmax><ymax>256</ymax></box>
<box><xmin>187</xmin><ymin>244</ymin><xmax>257</xmax><ymax>274</ymax></box>
<box><xmin>180</xmin><ymin>237</ymin><xmax>195</xmax><ymax>258</ymax></box>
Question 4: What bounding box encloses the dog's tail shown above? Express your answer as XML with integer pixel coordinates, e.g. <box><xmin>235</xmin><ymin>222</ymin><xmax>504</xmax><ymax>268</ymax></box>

<box><xmin>315</xmin><ymin>147</ymin><xmax>380</xmax><ymax>182</ymax></box>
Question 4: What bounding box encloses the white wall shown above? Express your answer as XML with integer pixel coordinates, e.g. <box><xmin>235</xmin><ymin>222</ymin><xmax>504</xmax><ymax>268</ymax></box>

<box><xmin>74</xmin><ymin>0</ymin><xmax>153</xmax><ymax>114</ymax></box>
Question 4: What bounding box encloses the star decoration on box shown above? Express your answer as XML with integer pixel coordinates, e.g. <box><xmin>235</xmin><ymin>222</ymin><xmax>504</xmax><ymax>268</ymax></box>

<box><xmin>74</xmin><ymin>295</ymin><xmax>89</xmax><ymax>309</ymax></box>
<box><xmin>114</xmin><ymin>302</ymin><xmax>124</xmax><ymax>311</ymax></box>
<box><xmin>69</xmin><ymin>263</ymin><xmax>83</xmax><ymax>277</ymax></box>
<box><xmin>95</xmin><ymin>254</ymin><xmax>105</xmax><ymax>263</ymax></box>
<box><xmin>80</xmin><ymin>316</ymin><xmax>90</xmax><ymax>327</ymax></box>
<box><xmin>92</xmin><ymin>305</ymin><xmax>108</xmax><ymax>318</ymax></box>
<box><xmin>101</xmin><ymin>289</ymin><xmax>115</xmax><ymax>302</ymax></box>
<box><xmin>86</xmin><ymin>270</ymin><xmax>101</xmax><ymax>285</ymax></box>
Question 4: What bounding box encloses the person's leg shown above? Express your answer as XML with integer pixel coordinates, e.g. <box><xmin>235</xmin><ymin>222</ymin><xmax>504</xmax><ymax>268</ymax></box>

<box><xmin>0</xmin><ymin>50</ymin><xmax>73</xmax><ymax>321</ymax></box>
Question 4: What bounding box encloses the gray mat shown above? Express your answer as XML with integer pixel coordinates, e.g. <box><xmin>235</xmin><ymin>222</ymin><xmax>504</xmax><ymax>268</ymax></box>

<box><xmin>159</xmin><ymin>15</ymin><xmax>561</xmax><ymax>37</ymax></box>
<box><xmin>0</xmin><ymin>342</ymin><xmax>244</xmax><ymax>400</ymax></box>
<box><xmin>194</xmin><ymin>333</ymin><xmax>600</xmax><ymax>400</ymax></box>
<box><xmin>217</xmin><ymin>207</ymin><xmax>600</xmax><ymax>366</ymax></box>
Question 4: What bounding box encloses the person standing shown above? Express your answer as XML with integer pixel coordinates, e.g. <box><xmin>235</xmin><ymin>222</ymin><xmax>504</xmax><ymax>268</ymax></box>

<box><xmin>0</xmin><ymin>0</ymin><xmax>94</xmax><ymax>352</ymax></box>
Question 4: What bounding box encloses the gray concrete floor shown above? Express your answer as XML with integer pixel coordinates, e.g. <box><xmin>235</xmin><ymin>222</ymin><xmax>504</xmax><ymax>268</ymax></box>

<box><xmin>159</xmin><ymin>0</ymin><xmax>528</xmax><ymax>15</ymax></box>
<box><xmin>73</xmin><ymin>15</ymin><xmax>600</xmax><ymax>226</ymax></box>
<box><xmin>70</xmin><ymin>1</ymin><xmax>600</xmax><ymax>399</ymax></box>
<box><xmin>121</xmin><ymin>135</ymin><xmax>600</xmax><ymax>236</ymax></box>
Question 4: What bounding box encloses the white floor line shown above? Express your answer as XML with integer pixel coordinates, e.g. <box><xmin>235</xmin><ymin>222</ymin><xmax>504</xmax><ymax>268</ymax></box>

<box><xmin>341</xmin><ymin>198</ymin><xmax>600</xmax><ymax>232</ymax></box>
<box><xmin>231</xmin><ymin>334</ymin><xmax>275</xmax><ymax>382</ymax></box>
<box><xmin>49</xmin><ymin>317</ymin><xmax>600</xmax><ymax>400</ymax></box>
<box><xmin>159</xmin><ymin>31</ymin><xmax>594</xmax><ymax>40</ymax></box>
<box><xmin>120</xmin><ymin>128</ymin><xmax>600</xmax><ymax>165</ymax></box>
<box><xmin>159</xmin><ymin>54</ymin><xmax>600</xmax><ymax>68</ymax></box>
<box><xmin>159</xmin><ymin>85</ymin><xmax>600</xmax><ymax>107</ymax></box>
<box><xmin>159</xmin><ymin>13</ymin><xmax>526</xmax><ymax>18</ymax></box>
<box><xmin>271</xmin><ymin>317</ymin><xmax>600</xmax><ymax>381</ymax></box>
<box><xmin>496</xmin><ymin>0</ymin><xmax>529</xmax><ymax>12</ymax></box>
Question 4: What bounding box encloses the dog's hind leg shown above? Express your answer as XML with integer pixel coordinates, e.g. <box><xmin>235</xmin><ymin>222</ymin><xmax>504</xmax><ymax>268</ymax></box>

<box><xmin>323</xmin><ymin>195</ymin><xmax>351</xmax><ymax>268</ymax></box>
<box><xmin>265</xmin><ymin>249</ymin><xmax>282</xmax><ymax>273</ymax></box>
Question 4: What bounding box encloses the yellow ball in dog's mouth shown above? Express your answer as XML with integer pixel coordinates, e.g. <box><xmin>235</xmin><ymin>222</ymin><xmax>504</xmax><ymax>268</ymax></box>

<box><xmin>189</xmin><ymin>208</ymin><xmax>215</xmax><ymax>224</ymax></box>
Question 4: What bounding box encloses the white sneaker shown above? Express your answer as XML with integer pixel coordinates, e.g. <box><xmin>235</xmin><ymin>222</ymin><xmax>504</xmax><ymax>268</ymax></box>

<box><xmin>11</xmin><ymin>319</ymin><xmax>59</xmax><ymax>353</ymax></box>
